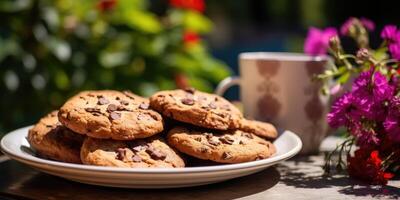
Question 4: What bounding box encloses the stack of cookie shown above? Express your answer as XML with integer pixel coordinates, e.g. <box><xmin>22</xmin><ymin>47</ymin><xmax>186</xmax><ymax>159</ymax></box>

<box><xmin>28</xmin><ymin>89</ymin><xmax>277</xmax><ymax>168</ymax></box>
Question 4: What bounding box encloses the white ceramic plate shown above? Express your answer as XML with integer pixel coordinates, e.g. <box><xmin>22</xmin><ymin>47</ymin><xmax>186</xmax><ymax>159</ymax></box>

<box><xmin>1</xmin><ymin>126</ymin><xmax>302</xmax><ymax>188</ymax></box>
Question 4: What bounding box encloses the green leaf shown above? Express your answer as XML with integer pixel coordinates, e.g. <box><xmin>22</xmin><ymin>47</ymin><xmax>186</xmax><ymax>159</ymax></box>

<box><xmin>123</xmin><ymin>11</ymin><xmax>162</xmax><ymax>33</ymax></box>
<box><xmin>373</xmin><ymin>47</ymin><xmax>389</xmax><ymax>61</ymax></box>
<box><xmin>337</xmin><ymin>72</ymin><xmax>350</xmax><ymax>84</ymax></box>
<box><xmin>183</xmin><ymin>11</ymin><xmax>212</xmax><ymax>33</ymax></box>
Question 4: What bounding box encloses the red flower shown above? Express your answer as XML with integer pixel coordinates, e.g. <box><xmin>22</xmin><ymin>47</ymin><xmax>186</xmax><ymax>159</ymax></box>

<box><xmin>169</xmin><ymin>0</ymin><xmax>205</xmax><ymax>13</ymax></box>
<box><xmin>183</xmin><ymin>31</ymin><xmax>200</xmax><ymax>44</ymax></box>
<box><xmin>347</xmin><ymin>149</ymin><xmax>394</xmax><ymax>185</ymax></box>
<box><xmin>97</xmin><ymin>0</ymin><xmax>117</xmax><ymax>12</ymax></box>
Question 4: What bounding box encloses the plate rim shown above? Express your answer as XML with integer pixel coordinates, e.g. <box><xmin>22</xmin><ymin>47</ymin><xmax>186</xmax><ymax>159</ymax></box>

<box><xmin>1</xmin><ymin>125</ymin><xmax>302</xmax><ymax>174</ymax></box>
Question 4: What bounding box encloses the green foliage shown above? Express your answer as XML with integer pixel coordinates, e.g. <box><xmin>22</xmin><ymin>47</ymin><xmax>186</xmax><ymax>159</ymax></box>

<box><xmin>0</xmin><ymin>0</ymin><xmax>230</xmax><ymax>134</ymax></box>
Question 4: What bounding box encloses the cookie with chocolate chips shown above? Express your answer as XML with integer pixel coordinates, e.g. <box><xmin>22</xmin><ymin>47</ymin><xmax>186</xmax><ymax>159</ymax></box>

<box><xmin>28</xmin><ymin>111</ymin><xmax>84</xmax><ymax>163</ymax></box>
<box><xmin>58</xmin><ymin>90</ymin><xmax>164</xmax><ymax>140</ymax></box>
<box><xmin>167</xmin><ymin>126</ymin><xmax>276</xmax><ymax>164</ymax></box>
<box><xmin>80</xmin><ymin>136</ymin><xmax>185</xmax><ymax>168</ymax></box>
<box><xmin>239</xmin><ymin>119</ymin><xmax>278</xmax><ymax>140</ymax></box>
<box><xmin>149</xmin><ymin>89</ymin><xmax>243</xmax><ymax>130</ymax></box>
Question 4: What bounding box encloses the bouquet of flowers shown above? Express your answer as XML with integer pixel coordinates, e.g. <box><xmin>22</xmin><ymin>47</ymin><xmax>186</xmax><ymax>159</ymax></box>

<box><xmin>304</xmin><ymin>17</ymin><xmax>400</xmax><ymax>185</ymax></box>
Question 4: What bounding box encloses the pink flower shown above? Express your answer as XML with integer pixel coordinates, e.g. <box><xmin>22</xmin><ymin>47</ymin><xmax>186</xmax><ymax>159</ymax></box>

<box><xmin>389</xmin><ymin>43</ymin><xmax>400</xmax><ymax>60</ymax></box>
<box><xmin>340</xmin><ymin>17</ymin><xmax>375</xmax><ymax>36</ymax></box>
<box><xmin>381</xmin><ymin>25</ymin><xmax>400</xmax><ymax>42</ymax></box>
<box><xmin>304</xmin><ymin>27</ymin><xmax>338</xmax><ymax>55</ymax></box>
<box><xmin>381</xmin><ymin>25</ymin><xmax>400</xmax><ymax>60</ymax></box>
<box><xmin>360</xmin><ymin>17</ymin><xmax>375</xmax><ymax>31</ymax></box>
<box><xmin>340</xmin><ymin>18</ymin><xmax>355</xmax><ymax>35</ymax></box>
<box><xmin>329</xmin><ymin>83</ymin><xmax>342</xmax><ymax>95</ymax></box>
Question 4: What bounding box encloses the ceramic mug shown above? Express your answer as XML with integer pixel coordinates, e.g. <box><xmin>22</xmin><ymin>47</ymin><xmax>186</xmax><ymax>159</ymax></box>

<box><xmin>216</xmin><ymin>52</ymin><xmax>333</xmax><ymax>154</ymax></box>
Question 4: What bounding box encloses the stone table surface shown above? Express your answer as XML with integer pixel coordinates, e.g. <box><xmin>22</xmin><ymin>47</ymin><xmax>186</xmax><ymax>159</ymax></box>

<box><xmin>0</xmin><ymin>137</ymin><xmax>399</xmax><ymax>200</ymax></box>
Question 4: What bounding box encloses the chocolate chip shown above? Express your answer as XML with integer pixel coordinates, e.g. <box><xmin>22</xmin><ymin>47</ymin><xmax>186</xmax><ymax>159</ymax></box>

<box><xmin>132</xmin><ymin>145</ymin><xmax>146</xmax><ymax>152</ymax></box>
<box><xmin>115</xmin><ymin>148</ymin><xmax>126</xmax><ymax>160</ymax></box>
<box><xmin>45</xmin><ymin>125</ymin><xmax>53</xmax><ymax>128</ymax></box>
<box><xmin>123</xmin><ymin>91</ymin><xmax>136</xmax><ymax>100</ymax></box>
<box><xmin>139</xmin><ymin>102</ymin><xmax>149</xmax><ymax>110</ymax></box>
<box><xmin>222</xmin><ymin>152</ymin><xmax>232</xmax><ymax>160</ymax></box>
<box><xmin>208</xmin><ymin>102</ymin><xmax>217</xmax><ymax>109</ymax></box>
<box><xmin>204</xmin><ymin>133</ymin><xmax>213</xmax><ymax>139</ymax></box>
<box><xmin>184</xmin><ymin>87</ymin><xmax>196</xmax><ymax>94</ymax></box>
<box><xmin>146</xmin><ymin>146</ymin><xmax>166</xmax><ymax>160</ymax></box>
<box><xmin>181</xmin><ymin>97</ymin><xmax>195</xmax><ymax>105</ymax></box>
<box><xmin>241</xmin><ymin>132</ymin><xmax>253</xmax><ymax>139</ymax></box>
<box><xmin>201</xmin><ymin>105</ymin><xmax>210</xmax><ymax>110</ymax></box>
<box><xmin>107</xmin><ymin>104</ymin><xmax>118</xmax><ymax>112</ymax></box>
<box><xmin>239</xmin><ymin>140</ymin><xmax>247</xmax><ymax>145</ymax></box>
<box><xmin>97</xmin><ymin>97</ymin><xmax>109</xmax><ymax>105</ymax></box>
<box><xmin>194</xmin><ymin>137</ymin><xmax>202</xmax><ymax>142</ymax></box>
<box><xmin>116</xmin><ymin>96</ymin><xmax>120</xmax><ymax>100</ymax></box>
<box><xmin>120</xmin><ymin>100</ymin><xmax>129</xmax><ymax>106</ymax></box>
<box><xmin>85</xmin><ymin>107</ymin><xmax>101</xmax><ymax>113</ymax></box>
<box><xmin>200</xmin><ymin>147</ymin><xmax>208</xmax><ymax>153</ymax></box>
<box><xmin>214</xmin><ymin>97</ymin><xmax>219</xmax><ymax>101</ymax></box>
<box><xmin>131</xmin><ymin>155</ymin><xmax>142</xmax><ymax>162</ymax></box>
<box><xmin>219</xmin><ymin>136</ymin><xmax>235</xmax><ymax>145</ymax></box>
<box><xmin>109</xmin><ymin>112</ymin><xmax>121</xmax><ymax>120</ymax></box>
<box><xmin>216</xmin><ymin>112</ymin><xmax>227</xmax><ymax>118</ymax></box>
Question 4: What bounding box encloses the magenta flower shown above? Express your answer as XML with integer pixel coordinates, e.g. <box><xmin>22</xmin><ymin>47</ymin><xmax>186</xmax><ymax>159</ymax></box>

<box><xmin>384</xmin><ymin>97</ymin><xmax>400</xmax><ymax>142</ymax></box>
<box><xmin>372</xmin><ymin>72</ymin><xmax>394</xmax><ymax>101</ymax></box>
<box><xmin>327</xmin><ymin>69</ymin><xmax>395</xmax><ymax>132</ymax></box>
<box><xmin>340</xmin><ymin>17</ymin><xmax>375</xmax><ymax>35</ymax></box>
<box><xmin>304</xmin><ymin>27</ymin><xmax>338</xmax><ymax>55</ymax></box>
<box><xmin>389</xmin><ymin>43</ymin><xmax>400</xmax><ymax>60</ymax></box>
<box><xmin>380</xmin><ymin>25</ymin><xmax>400</xmax><ymax>42</ymax></box>
<box><xmin>340</xmin><ymin>18</ymin><xmax>355</xmax><ymax>35</ymax></box>
<box><xmin>327</xmin><ymin>92</ymin><xmax>354</xmax><ymax>128</ymax></box>
<box><xmin>360</xmin><ymin>17</ymin><xmax>375</xmax><ymax>31</ymax></box>
<box><xmin>351</xmin><ymin>69</ymin><xmax>392</xmax><ymax>120</ymax></box>
<box><xmin>349</xmin><ymin>121</ymin><xmax>380</xmax><ymax>146</ymax></box>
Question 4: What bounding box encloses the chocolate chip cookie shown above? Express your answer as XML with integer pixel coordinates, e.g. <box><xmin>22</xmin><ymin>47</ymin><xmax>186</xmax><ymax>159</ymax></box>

<box><xmin>80</xmin><ymin>136</ymin><xmax>185</xmax><ymax>168</ymax></box>
<box><xmin>239</xmin><ymin>119</ymin><xmax>278</xmax><ymax>140</ymax></box>
<box><xmin>149</xmin><ymin>88</ymin><xmax>243</xmax><ymax>130</ymax></box>
<box><xmin>28</xmin><ymin>111</ymin><xmax>84</xmax><ymax>163</ymax></box>
<box><xmin>167</xmin><ymin>126</ymin><xmax>276</xmax><ymax>164</ymax></box>
<box><xmin>58</xmin><ymin>90</ymin><xmax>164</xmax><ymax>140</ymax></box>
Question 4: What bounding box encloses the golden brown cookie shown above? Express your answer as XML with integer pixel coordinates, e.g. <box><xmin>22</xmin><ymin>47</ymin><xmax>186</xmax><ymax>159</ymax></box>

<box><xmin>58</xmin><ymin>90</ymin><xmax>164</xmax><ymax>140</ymax></box>
<box><xmin>239</xmin><ymin>119</ymin><xmax>278</xmax><ymax>140</ymax></box>
<box><xmin>149</xmin><ymin>89</ymin><xmax>243</xmax><ymax>130</ymax></box>
<box><xmin>167</xmin><ymin>126</ymin><xmax>276</xmax><ymax>164</ymax></box>
<box><xmin>28</xmin><ymin>111</ymin><xmax>84</xmax><ymax>163</ymax></box>
<box><xmin>80</xmin><ymin>136</ymin><xmax>185</xmax><ymax>168</ymax></box>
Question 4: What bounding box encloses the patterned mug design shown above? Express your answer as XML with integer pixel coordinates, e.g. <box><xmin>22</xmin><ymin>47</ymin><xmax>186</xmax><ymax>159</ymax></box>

<box><xmin>256</xmin><ymin>60</ymin><xmax>282</xmax><ymax>123</ymax></box>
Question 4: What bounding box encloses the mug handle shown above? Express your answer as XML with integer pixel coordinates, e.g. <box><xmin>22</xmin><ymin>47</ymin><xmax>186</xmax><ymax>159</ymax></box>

<box><xmin>215</xmin><ymin>76</ymin><xmax>241</xmax><ymax>96</ymax></box>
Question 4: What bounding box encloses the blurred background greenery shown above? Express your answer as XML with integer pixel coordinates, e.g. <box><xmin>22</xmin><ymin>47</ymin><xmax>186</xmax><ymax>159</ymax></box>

<box><xmin>0</xmin><ymin>0</ymin><xmax>399</xmax><ymax>135</ymax></box>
